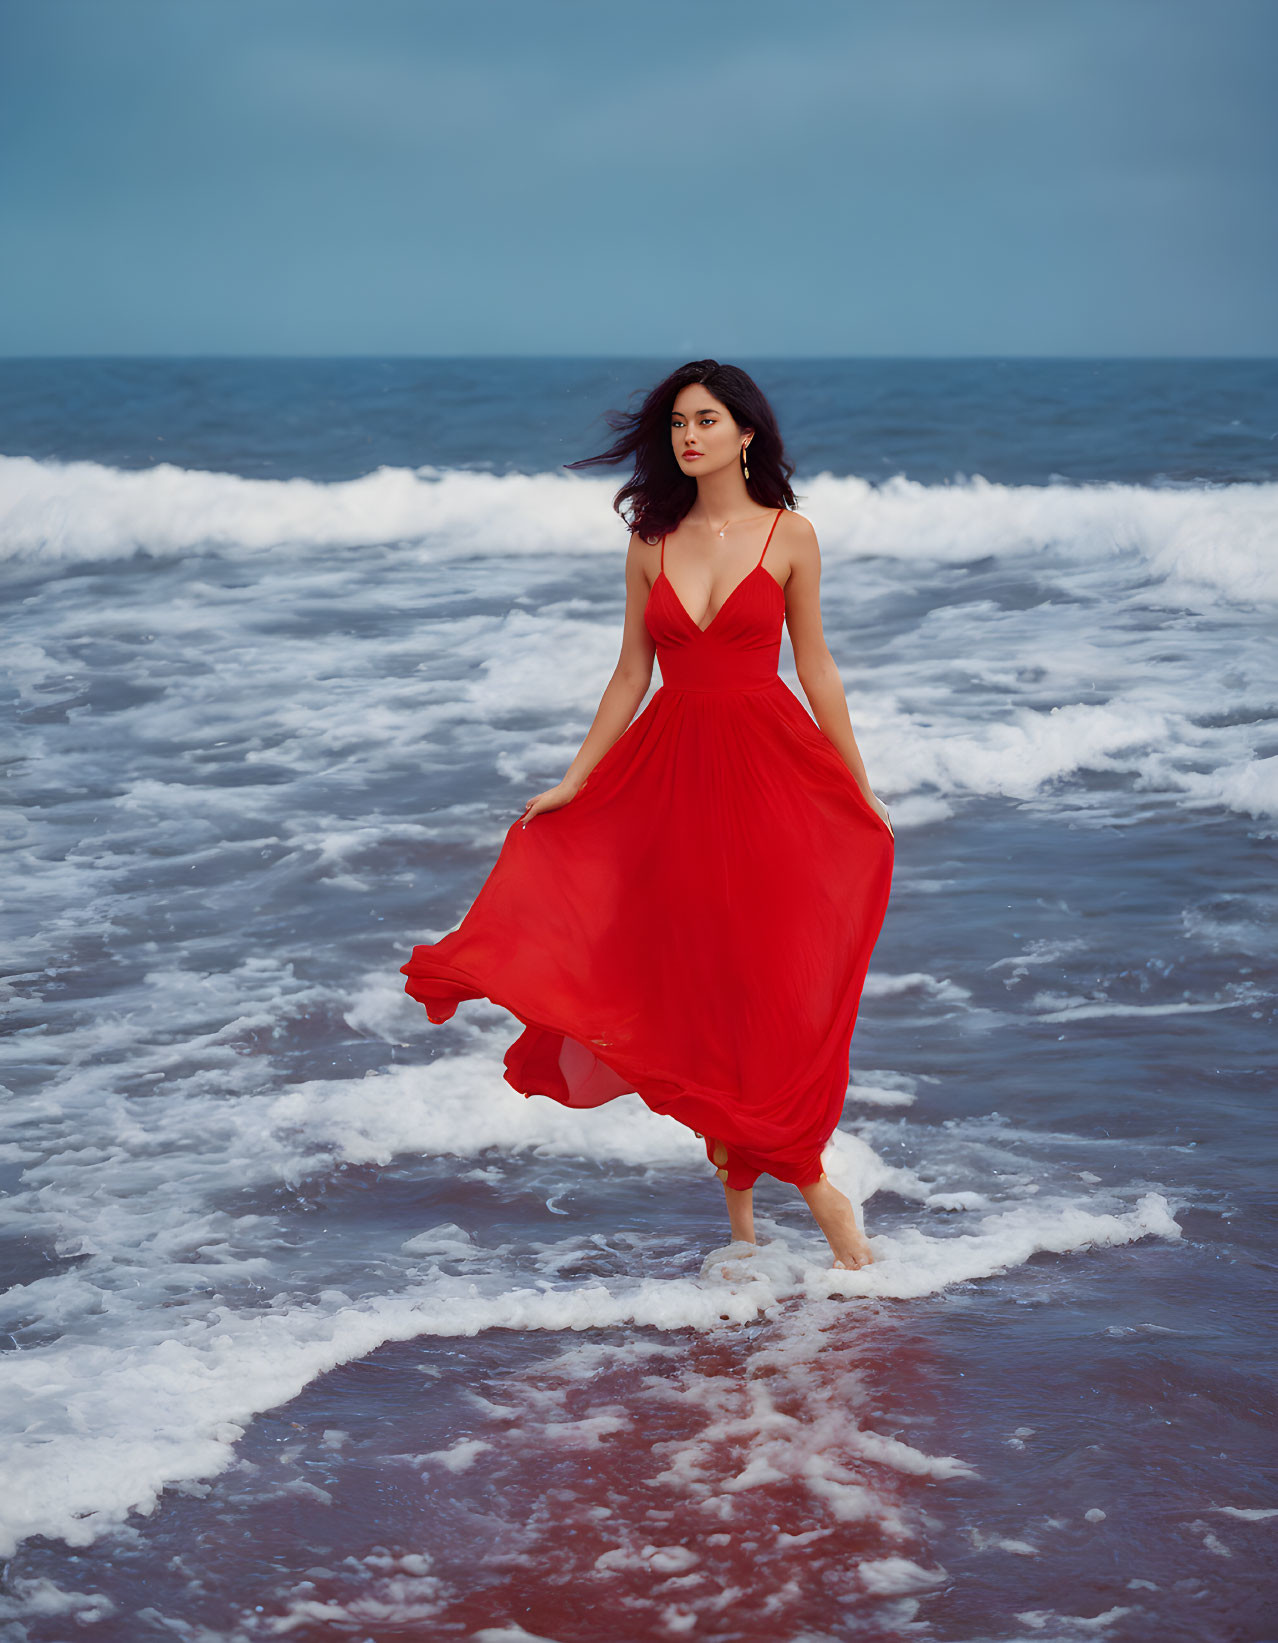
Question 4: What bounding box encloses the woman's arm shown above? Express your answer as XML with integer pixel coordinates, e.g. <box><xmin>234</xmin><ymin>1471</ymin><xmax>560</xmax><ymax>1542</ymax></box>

<box><xmin>522</xmin><ymin>533</ymin><xmax>656</xmax><ymax>826</ymax></box>
<box><xmin>781</xmin><ymin>515</ymin><xmax>893</xmax><ymax>836</ymax></box>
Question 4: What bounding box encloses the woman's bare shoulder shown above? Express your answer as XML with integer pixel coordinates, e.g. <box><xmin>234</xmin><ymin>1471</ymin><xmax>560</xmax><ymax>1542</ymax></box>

<box><xmin>774</xmin><ymin>509</ymin><xmax>819</xmax><ymax>565</ymax></box>
<box><xmin>626</xmin><ymin>529</ymin><xmax>664</xmax><ymax>559</ymax></box>
<box><xmin>777</xmin><ymin>507</ymin><xmax>816</xmax><ymax>534</ymax></box>
<box><xmin>625</xmin><ymin>528</ymin><xmax>664</xmax><ymax>589</ymax></box>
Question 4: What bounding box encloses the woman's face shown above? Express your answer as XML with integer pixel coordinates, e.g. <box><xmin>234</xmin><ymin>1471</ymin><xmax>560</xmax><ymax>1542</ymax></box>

<box><xmin>670</xmin><ymin>385</ymin><xmax>751</xmax><ymax>479</ymax></box>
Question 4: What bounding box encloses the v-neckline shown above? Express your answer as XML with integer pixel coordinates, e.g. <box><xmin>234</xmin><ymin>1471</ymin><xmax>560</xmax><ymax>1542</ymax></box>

<box><xmin>657</xmin><ymin>563</ymin><xmax>773</xmax><ymax>635</ymax></box>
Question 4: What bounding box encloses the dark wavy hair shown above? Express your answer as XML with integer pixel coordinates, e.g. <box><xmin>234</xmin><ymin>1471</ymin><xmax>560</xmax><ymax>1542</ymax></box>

<box><xmin>564</xmin><ymin>359</ymin><xmax>797</xmax><ymax>542</ymax></box>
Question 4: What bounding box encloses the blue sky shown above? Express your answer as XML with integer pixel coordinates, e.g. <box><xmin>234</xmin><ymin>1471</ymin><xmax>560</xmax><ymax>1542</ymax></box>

<box><xmin>2</xmin><ymin>0</ymin><xmax>1274</xmax><ymax>356</ymax></box>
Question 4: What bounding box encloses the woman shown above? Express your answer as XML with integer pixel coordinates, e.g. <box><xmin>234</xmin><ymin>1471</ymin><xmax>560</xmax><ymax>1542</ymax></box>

<box><xmin>401</xmin><ymin>360</ymin><xmax>894</xmax><ymax>1271</ymax></box>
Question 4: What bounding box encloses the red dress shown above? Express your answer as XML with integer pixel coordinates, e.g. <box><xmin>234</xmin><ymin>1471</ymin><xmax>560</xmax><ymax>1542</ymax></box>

<box><xmin>400</xmin><ymin>510</ymin><xmax>894</xmax><ymax>1190</ymax></box>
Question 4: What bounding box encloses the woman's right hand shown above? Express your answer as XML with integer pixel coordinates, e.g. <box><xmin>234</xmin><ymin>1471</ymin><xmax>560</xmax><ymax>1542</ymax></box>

<box><xmin>864</xmin><ymin>791</ymin><xmax>894</xmax><ymax>838</ymax></box>
<box><xmin>521</xmin><ymin>780</ymin><xmax>582</xmax><ymax>828</ymax></box>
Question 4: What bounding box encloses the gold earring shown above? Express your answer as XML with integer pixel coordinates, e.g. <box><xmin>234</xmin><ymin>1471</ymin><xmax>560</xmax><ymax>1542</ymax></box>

<box><xmin>741</xmin><ymin>443</ymin><xmax>750</xmax><ymax>481</ymax></box>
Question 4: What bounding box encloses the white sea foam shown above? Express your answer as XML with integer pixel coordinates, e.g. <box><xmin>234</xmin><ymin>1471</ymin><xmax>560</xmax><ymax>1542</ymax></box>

<box><xmin>2</xmin><ymin>455</ymin><xmax>1275</xmax><ymax>607</ymax></box>
<box><xmin>0</xmin><ymin>446</ymin><xmax>1259</xmax><ymax>1589</ymax></box>
<box><xmin>857</xmin><ymin>1556</ymin><xmax>949</xmax><ymax>1593</ymax></box>
<box><xmin>0</xmin><ymin>1085</ymin><xmax>1181</xmax><ymax>1559</ymax></box>
<box><xmin>0</xmin><ymin>1578</ymin><xmax>117</xmax><ymax>1626</ymax></box>
<box><xmin>849</xmin><ymin>1069</ymin><xmax>919</xmax><ymax>1108</ymax></box>
<box><xmin>966</xmin><ymin>1525</ymin><xmax>1042</xmax><ymax>1555</ymax></box>
<box><xmin>472</xmin><ymin>1628</ymin><xmax>566</xmax><ymax>1643</ymax></box>
<box><xmin>0</xmin><ymin>1271</ymin><xmax>770</xmax><ymax>1555</ymax></box>
<box><xmin>3</xmin><ymin>460</ymin><xmax>1274</xmax><ymax>828</ymax></box>
<box><xmin>1014</xmin><ymin>1606</ymin><xmax>1135</xmax><ymax>1634</ymax></box>
<box><xmin>1</xmin><ymin>1000</ymin><xmax>1178</xmax><ymax>1567</ymax></box>
<box><xmin>862</xmin><ymin>972</ymin><xmax>973</xmax><ymax>1006</ymax></box>
<box><xmin>1027</xmin><ymin>988</ymin><xmax>1259</xmax><ymax>1023</ymax></box>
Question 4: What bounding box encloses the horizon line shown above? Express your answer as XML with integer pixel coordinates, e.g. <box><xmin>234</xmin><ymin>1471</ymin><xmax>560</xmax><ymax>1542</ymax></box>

<box><xmin>2</xmin><ymin>352</ymin><xmax>1275</xmax><ymax>365</ymax></box>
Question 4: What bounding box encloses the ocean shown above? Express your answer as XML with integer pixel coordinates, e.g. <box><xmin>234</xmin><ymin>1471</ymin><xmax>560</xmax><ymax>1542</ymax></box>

<box><xmin>0</xmin><ymin>356</ymin><xmax>1275</xmax><ymax>1643</ymax></box>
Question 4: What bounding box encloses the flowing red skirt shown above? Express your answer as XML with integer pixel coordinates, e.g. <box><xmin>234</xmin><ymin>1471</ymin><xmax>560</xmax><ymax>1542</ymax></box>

<box><xmin>400</xmin><ymin>662</ymin><xmax>894</xmax><ymax>1191</ymax></box>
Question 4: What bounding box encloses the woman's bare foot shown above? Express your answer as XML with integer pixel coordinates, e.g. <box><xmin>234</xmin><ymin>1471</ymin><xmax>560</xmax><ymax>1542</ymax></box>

<box><xmin>798</xmin><ymin>1174</ymin><xmax>874</xmax><ymax>1269</ymax></box>
<box><xmin>831</xmin><ymin>1229</ymin><xmax>874</xmax><ymax>1271</ymax></box>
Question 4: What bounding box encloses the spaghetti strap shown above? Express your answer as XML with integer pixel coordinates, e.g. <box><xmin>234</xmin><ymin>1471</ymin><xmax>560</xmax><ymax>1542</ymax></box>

<box><xmin>757</xmin><ymin>508</ymin><xmax>784</xmax><ymax>568</ymax></box>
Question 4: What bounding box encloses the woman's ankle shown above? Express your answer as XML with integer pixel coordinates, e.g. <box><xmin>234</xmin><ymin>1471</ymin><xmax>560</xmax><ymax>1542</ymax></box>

<box><xmin>723</xmin><ymin>1183</ymin><xmax>755</xmax><ymax>1244</ymax></box>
